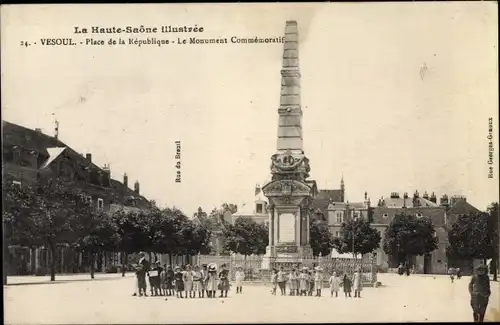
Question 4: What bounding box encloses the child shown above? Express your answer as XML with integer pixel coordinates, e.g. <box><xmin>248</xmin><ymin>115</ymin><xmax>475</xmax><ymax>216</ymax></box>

<box><xmin>149</xmin><ymin>261</ymin><xmax>162</xmax><ymax>296</ymax></box>
<box><xmin>201</xmin><ymin>264</ymin><xmax>209</xmax><ymax>298</ymax></box>
<box><xmin>235</xmin><ymin>266</ymin><xmax>245</xmax><ymax>294</ymax></box>
<box><xmin>352</xmin><ymin>268</ymin><xmax>362</xmax><ymax>298</ymax></box>
<box><xmin>218</xmin><ymin>264</ymin><xmax>230</xmax><ymax>298</ymax></box>
<box><xmin>183</xmin><ymin>264</ymin><xmax>194</xmax><ymax>298</ymax></box>
<box><xmin>448</xmin><ymin>267</ymin><xmax>456</xmax><ymax>283</ymax></box>
<box><xmin>308</xmin><ymin>270</ymin><xmax>315</xmax><ymax>296</ymax></box>
<box><xmin>329</xmin><ymin>271</ymin><xmax>340</xmax><ymax>297</ymax></box>
<box><xmin>298</xmin><ymin>268</ymin><xmax>309</xmax><ymax>296</ymax></box>
<box><xmin>277</xmin><ymin>267</ymin><xmax>287</xmax><ymax>296</ymax></box>
<box><xmin>342</xmin><ymin>273</ymin><xmax>352</xmax><ymax>298</ymax></box>
<box><xmin>206</xmin><ymin>263</ymin><xmax>218</xmax><ymax>298</ymax></box>
<box><xmin>192</xmin><ymin>265</ymin><xmax>203</xmax><ymax>298</ymax></box>
<box><xmin>314</xmin><ymin>266</ymin><xmax>323</xmax><ymax>297</ymax></box>
<box><xmin>288</xmin><ymin>269</ymin><xmax>297</xmax><ymax>296</ymax></box>
<box><xmin>174</xmin><ymin>266</ymin><xmax>185</xmax><ymax>298</ymax></box>
<box><xmin>164</xmin><ymin>265</ymin><xmax>174</xmax><ymax>296</ymax></box>
<box><xmin>270</xmin><ymin>268</ymin><xmax>278</xmax><ymax>295</ymax></box>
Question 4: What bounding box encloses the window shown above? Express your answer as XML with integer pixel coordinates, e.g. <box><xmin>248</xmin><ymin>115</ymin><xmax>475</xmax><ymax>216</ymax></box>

<box><xmin>256</xmin><ymin>203</ymin><xmax>263</xmax><ymax>214</ymax></box>
<box><xmin>264</xmin><ymin>221</ymin><xmax>269</xmax><ymax>227</ymax></box>
<box><xmin>97</xmin><ymin>198</ymin><xmax>104</xmax><ymax>210</ymax></box>
<box><xmin>335</xmin><ymin>231</ymin><xmax>340</xmax><ymax>238</ymax></box>
<box><xmin>336</xmin><ymin>211</ymin><xmax>343</xmax><ymax>223</ymax></box>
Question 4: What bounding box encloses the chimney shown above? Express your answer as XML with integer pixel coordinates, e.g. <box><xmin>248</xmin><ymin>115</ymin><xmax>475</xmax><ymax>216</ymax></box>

<box><xmin>430</xmin><ymin>192</ymin><xmax>437</xmax><ymax>203</ymax></box>
<box><xmin>86</xmin><ymin>153</ymin><xmax>92</xmax><ymax>163</ymax></box>
<box><xmin>390</xmin><ymin>192</ymin><xmax>400</xmax><ymax>199</ymax></box>
<box><xmin>123</xmin><ymin>173</ymin><xmax>128</xmax><ymax>188</ymax></box>
<box><xmin>423</xmin><ymin>191</ymin><xmax>429</xmax><ymax>200</ymax></box>
<box><xmin>35</xmin><ymin>128</ymin><xmax>42</xmax><ymax>133</ymax></box>
<box><xmin>255</xmin><ymin>184</ymin><xmax>261</xmax><ymax>196</ymax></box>
<box><xmin>440</xmin><ymin>194</ymin><xmax>449</xmax><ymax>206</ymax></box>
<box><xmin>134</xmin><ymin>180</ymin><xmax>140</xmax><ymax>194</ymax></box>
<box><xmin>102</xmin><ymin>164</ymin><xmax>110</xmax><ymax>187</ymax></box>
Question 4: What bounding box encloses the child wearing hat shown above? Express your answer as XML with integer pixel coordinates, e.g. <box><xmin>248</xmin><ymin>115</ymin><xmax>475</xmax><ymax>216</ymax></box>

<box><xmin>206</xmin><ymin>263</ymin><xmax>218</xmax><ymax>298</ymax></box>
<box><xmin>234</xmin><ymin>266</ymin><xmax>245</xmax><ymax>294</ymax></box>
<box><xmin>174</xmin><ymin>266</ymin><xmax>185</xmax><ymax>298</ymax></box>
<box><xmin>314</xmin><ymin>266</ymin><xmax>323</xmax><ymax>297</ymax></box>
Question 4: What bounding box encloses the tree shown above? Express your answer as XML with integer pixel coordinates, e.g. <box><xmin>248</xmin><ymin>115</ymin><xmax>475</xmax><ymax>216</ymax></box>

<box><xmin>448</xmin><ymin>209</ymin><xmax>499</xmax><ymax>280</ymax></box>
<box><xmin>222</xmin><ymin>216</ymin><xmax>268</xmax><ymax>267</ymax></box>
<box><xmin>487</xmin><ymin>202</ymin><xmax>499</xmax><ymax>281</ymax></box>
<box><xmin>72</xmin><ymin>210</ymin><xmax>120</xmax><ymax>279</ymax></box>
<box><xmin>383</xmin><ymin>213</ymin><xmax>438</xmax><ymax>265</ymax></box>
<box><xmin>112</xmin><ymin>209</ymin><xmax>151</xmax><ymax>276</ymax></box>
<box><xmin>3</xmin><ymin>178</ymin><xmax>87</xmax><ymax>281</ymax></box>
<box><xmin>310</xmin><ymin>219</ymin><xmax>334</xmax><ymax>257</ymax></box>
<box><xmin>332</xmin><ymin>218</ymin><xmax>381</xmax><ymax>257</ymax></box>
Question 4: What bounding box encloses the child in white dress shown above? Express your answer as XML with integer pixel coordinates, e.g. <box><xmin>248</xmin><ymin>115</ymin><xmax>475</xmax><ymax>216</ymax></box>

<box><xmin>235</xmin><ymin>267</ymin><xmax>245</xmax><ymax>294</ymax></box>
<box><xmin>329</xmin><ymin>271</ymin><xmax>340</xmax><ymax>297</ymax></box>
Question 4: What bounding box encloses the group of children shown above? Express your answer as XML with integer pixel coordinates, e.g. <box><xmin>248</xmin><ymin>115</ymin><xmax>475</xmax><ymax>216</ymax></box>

<box><xmin>270</xmin><ymin>266</ymin><xmax>364</xmax><ymax>298</ymax></box>
<box><xmin>135</xmin><ymin>257</ymin><xmax>244</xmax><ymax>299</ymax></box>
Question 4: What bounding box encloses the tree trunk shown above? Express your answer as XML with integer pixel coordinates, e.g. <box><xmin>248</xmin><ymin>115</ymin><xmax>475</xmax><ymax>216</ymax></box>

<box><xmin>90</xmin><ymin>253</ymin><xmax>95</xmax><ymax>279</ymax></box>
<box><xmin>148</xmin><ymin>252</ymin><xmax>152</xmax><ymax>263</ymax></box>
<box><xmin>244</xmin><ymin>254</ymin><xmax>247</xmax><ymax>270</ymax></box>
<box><xmin>121</xmin><ymin>252</ymin><xmax>127</xmax><ymax>277</ymax></box>
<box><xmin>168</xmin><ymin>253</ymin><xmax>172</xmax><ymax>266</ymax></box>
<box><xmin>48</xmin><ymin>242</ymin><xmax>56</xmax><ymax>281</ymax></box>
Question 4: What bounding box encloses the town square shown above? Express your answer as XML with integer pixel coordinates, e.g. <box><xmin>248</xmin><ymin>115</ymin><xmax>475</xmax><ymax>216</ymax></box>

<box><xmin>2</xmin><ymin>3</ymin><xmax>499</xmax><ymax>324</ymax></box>
<box><xmin>5</xmin><ymin>273</ymin><xmax>499</xmax><ymax>324</ymax></box>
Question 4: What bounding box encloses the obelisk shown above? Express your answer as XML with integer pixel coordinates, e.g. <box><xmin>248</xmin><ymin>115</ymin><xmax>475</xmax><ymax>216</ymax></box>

<box><xmin>262</xmin><ymin>21</ymin><xmax>317</xmax><ymax>268</ymax></box>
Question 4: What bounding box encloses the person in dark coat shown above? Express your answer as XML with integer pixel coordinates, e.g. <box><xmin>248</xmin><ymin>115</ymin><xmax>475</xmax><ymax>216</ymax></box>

<box><xmin>469</xmin><ymin>264</ymin><xmax>491</xmax><ymax>322</ymax></box>
<box><xmin>134</xmin><ymin>252</ymin><xmax>150</xmax><ymax>297</ymax></box>
<box><xmin>164</xmin><ymin>265</ymin><xmax>174</xmax><ymax>296</ymax></box>
<box><xmin>218</xmin><ymin>264</ymin><xmax>230</xmax><ymax>298</ymax></box>
<box><xmin>149</xmin><ymin>261</ymin><xmax>162</xmax><ymax>296</ymax></box>
<box><xmin>174</xmin><ymin>266</ymin><xmax>185</xmax><ymax>298</ymax></box>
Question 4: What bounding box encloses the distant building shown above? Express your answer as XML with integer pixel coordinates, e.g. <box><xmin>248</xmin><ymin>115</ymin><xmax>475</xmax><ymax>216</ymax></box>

<box><xmin>371</xmin><ymin>190</ymin><xmax>480</xmax><ymax>275</ymax></box>
<box><xmin>3</xmin><ymin>120</ymin><xmax>153</xmax><ymax>275</ymax></box>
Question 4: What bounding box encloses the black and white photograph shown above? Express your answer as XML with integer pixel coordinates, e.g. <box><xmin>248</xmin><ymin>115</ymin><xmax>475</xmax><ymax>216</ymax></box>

<box><xmin>2</xmin><ymin>2</ymin><xmax>499</xmax><ymax>323</ymax></box>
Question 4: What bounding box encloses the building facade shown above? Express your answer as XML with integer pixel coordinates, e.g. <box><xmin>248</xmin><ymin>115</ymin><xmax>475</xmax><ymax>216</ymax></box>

<box><xmin>3</xmin><ymin>120</ymin><xmax>153</xmax><ymax>275</ymax></box>
<box><xmin>370</xmin><ymin>191</ymin><xmax>480</xmax><ymax>275</ymax></box>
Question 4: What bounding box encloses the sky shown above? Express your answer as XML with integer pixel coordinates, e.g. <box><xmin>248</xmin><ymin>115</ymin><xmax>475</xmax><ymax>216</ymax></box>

<box><xmin>2</xmin><ymin>2</ymin><xmax>498</xmax><ymax>215</ymax></box>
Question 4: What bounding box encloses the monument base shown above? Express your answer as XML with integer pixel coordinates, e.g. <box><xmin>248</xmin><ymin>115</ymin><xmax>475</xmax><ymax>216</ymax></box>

<box><xmin>261</xmin><ymin>244</ymin><xmax>314</xmax><ymax>270</ymax></box>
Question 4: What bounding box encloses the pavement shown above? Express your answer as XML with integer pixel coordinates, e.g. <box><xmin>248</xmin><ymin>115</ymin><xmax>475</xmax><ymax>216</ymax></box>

<box><xmin>4</xmin><ymin>273</ymin><xmax>500</xmax><ymax>324</ymax></box>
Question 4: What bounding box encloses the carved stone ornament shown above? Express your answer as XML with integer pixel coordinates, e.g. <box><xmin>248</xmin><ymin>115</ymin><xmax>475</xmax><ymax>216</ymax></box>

<box><xmin>262</xmin><ymin>179</ymin><xmax>312</xmax><ymax>197</ymax></box>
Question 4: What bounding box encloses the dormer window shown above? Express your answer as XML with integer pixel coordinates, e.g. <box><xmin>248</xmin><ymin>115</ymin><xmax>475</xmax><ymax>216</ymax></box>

<box><xmin>383</xmin><ymin>213</ymin><xmax>389</xmax><ymax>219</ymax></box>
<box><xmin>256</xmin><ymin>203</ymin><xmax>263</xmax><ymax>214</ymax></box>
<box><xmin>416</xmin><ymin>213</ymin><xmax>423</xmax><ymax>218</ymax></box>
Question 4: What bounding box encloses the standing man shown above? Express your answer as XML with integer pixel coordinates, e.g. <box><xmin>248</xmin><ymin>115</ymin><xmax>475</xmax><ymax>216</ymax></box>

<box><xmin>469</xmin><ymin>264</ymin><xmax>491</xmax><ymax>322</ymax></box>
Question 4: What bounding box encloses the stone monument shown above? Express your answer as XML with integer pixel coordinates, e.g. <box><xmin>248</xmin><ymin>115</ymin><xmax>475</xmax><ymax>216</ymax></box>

<box><xmin>262</xmin><ymin>20</ymin><xmax>318</xmax><ymax>269</ymax></box>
